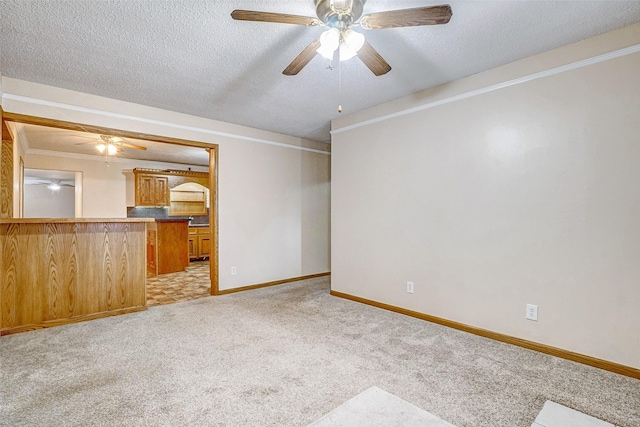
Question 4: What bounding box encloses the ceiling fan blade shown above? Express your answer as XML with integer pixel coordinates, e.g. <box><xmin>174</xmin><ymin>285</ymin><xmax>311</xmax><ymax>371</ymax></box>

<box><xmin>231</xmin><ymin>10</ymin><xmax>321</xmax><ymax>26</ymax></box>
<box><xmin>359</xmin><ymin>5</ymin><xmax>452</xmax><ymax>30</ymax></box>
<box><xmin>119</xmin><ymin>142</ymin><xmax>147</xmax><ymax>151</ymax></box>
<box><xmin>283</xmin><ymin>38</ymin><xmax>321</xmax><ymax>76</ymax></box>
<box><xmin>357</xmin><ymin>41</ymin><xmax>391</xmax><ymax>76</ymax></box>
<box><xmin>74</xmin><ymin>141</ymin><xmax>97</xmax><ymax>146</ymax></box>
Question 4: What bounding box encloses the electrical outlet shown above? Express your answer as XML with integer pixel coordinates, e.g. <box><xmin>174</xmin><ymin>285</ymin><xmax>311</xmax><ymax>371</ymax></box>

<box><xmin>526</xmin><ymin>304</ymin><xmax>538</xmax><ymax>321</ymax></box>
<box><xmin>231</xmin><ymin>266</ymin><xmax>237</xmax><ymax>275</ymax></box>
<box><xmin>407</xmin><ymin>281</ymin><xmax>414</xmax><ymax>294</ymax></box>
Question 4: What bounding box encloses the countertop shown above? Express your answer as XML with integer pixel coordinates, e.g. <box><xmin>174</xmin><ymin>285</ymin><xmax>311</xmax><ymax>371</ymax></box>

<box><xmin>0</xmin><ymin>218</ymin><xmax>155</xmax><ymax>224</ymax></box>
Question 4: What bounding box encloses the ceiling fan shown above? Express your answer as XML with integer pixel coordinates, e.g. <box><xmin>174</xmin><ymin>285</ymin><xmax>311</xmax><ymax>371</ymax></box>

<box><xmin>231</xmin><ymin>0</ymin><xmax>452</xmax><ymax>76</ymax></box>
<box><xmin>24</xmin><ymin>178</ymin><xmax>75</xmax><ymax>190</ymax></box>
<box><xmin>74</xmin><ymin>134</ymin><xmax>147</xmax><ymax>155</ymax></box>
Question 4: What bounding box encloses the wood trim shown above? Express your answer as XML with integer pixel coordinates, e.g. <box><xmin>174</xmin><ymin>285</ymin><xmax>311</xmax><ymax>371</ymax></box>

<box><xmin>134</xmin><ymin>168</ymin><xmax>209</xmax><ymax>178</ymax></box>
<box><xmin>2</xmin><ymin>107</ymin><xmax>12</xmax><ymax>141</ymax></box>
<box><xmin>330</xmin><ymin>290</ymin><xmax>640</xmax><ymax>380</ymax></box>
<box><xmin>209</xmin><ymin>147</ymin><xmax>219</xmax><ymax>296</ymax></box>
<box><xmin>0</xmin><ymin>218</ymin><xmax>154</xmax><ymax>224</ymax></box>
<box><xmin>218</xmin><ymin>272</ymin><xmax>331</xmax><ymax>295</ymax></box>
<box><xmin>0</xmin><ymin>139</ymin><xmax>13</xmax><ymax>218</ymax></box>
<box><xmin>0</xmin><ymin>306</ymin><xmax>147</xmax><ymax>336</ymax></box>
<box><xmin>0</xmin><ymin>107</ymin><xmax>14</xmax><ymax>219</ymax></box>
<box><xmin>1</xmin><ymin>111</ymin><xmax>215</xmax><ymax>149</ymax></box>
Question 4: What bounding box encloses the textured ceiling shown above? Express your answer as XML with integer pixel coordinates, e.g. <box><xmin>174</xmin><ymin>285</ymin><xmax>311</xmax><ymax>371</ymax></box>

<box><xmin>2</xmin><ymin>1</ymin><xmax>640</xmax><ymax>142</ymax></box>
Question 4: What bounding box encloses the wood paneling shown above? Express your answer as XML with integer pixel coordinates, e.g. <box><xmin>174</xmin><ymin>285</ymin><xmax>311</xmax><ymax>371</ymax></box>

<box><xmin>330</xmin><ymin>290</ymin><xmax>640</xmax><ymax>380</ymax></box>
<box><xmin>0</xmin><ymin>220</ymin><xmax>150</xmax><ymax>335</ymax></box>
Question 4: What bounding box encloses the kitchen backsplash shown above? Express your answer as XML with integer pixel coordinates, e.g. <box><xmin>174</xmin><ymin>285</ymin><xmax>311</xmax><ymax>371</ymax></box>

<box><xmin>127</xmin><ymin>207</ymin><xmax>209</xmax><ymax>225</ymax></box>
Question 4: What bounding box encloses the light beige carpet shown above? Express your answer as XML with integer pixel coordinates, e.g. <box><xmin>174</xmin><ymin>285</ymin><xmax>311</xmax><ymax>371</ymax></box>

<box><xmin>1</xmin><ymin>276</ymin><xmax>638</xmax><ymax>426</ymax></box>
<box><xmin>309</xmin><ymin>386</ymin><xmax>456</xmax><ymax>427</ymax></box>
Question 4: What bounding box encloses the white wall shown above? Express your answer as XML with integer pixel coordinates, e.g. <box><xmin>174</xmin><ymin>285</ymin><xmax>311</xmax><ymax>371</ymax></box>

<box><xmin>24</xmin><ymin>183</ymin><xmax>75</xmax><ymax>218</ymax></box>
<box><xmin>331</xmin><ymin>24</ymin><xmax>640</xmax><ymax>369</ymax></box>
<box><xmin>1</xmin><ymin>78</ymin><xmax>331</xmax><ymax>290</ymax></box>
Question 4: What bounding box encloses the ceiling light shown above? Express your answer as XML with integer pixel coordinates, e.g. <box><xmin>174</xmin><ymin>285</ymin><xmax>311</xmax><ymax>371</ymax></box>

<box><xmin>96</xmin><ymin>143</ymin><xmax>106</xmax><ymax>153</ymax></box>
<box><xmin>107</xmin><ymin>144</ymin><xmax>118</xmax><ymax>155</ymax></box>
<box><xmin>317</xmin><ymin>28</ymin><xmax>340</xmax><ymax>60</ymax></box>
<box><xmin>317</xmin><ymin>28</ymin><xmax>365</xmax><ymax>62</ymax></box>
<box><xmin>340</xmin><ymin>29</ymin><xmax>364</xmax><ymax>61</ymax></box>
<box><xmin>48</xmin><ymin>182</ymin><xmax>61</xmax><ymax>191</ymax></box>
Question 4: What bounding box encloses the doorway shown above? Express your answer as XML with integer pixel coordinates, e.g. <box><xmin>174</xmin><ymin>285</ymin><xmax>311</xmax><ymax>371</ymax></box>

<box><xmin>2</xmin><ymin>111</ymin><xmax>219</xmax><ymax>296</ymax></box>
<box><xmin>23</xmin><ymin>168</ymin><xmax>81</xmax><ymax>218</ymax></box>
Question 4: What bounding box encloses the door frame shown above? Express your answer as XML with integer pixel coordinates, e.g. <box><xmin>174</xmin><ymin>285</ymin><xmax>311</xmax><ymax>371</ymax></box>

<box><xmin>1</xmin><ymin>110</ymin><xmax>220</xmax><ymax>295</ymax></box>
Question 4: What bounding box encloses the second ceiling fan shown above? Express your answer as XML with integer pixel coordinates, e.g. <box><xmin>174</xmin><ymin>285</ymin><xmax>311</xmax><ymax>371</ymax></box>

<box><xmin>231</xmin><ymin>0</ymin><xmax>452</xmax><ymax>76</ymax></box>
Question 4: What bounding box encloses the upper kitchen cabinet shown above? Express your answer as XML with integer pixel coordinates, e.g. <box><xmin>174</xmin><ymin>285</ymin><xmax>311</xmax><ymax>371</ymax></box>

<box><xmin>169</xmin><ymin>182</ymin><xmax>208</xmax><ymax>216</ymax></box>
<box><xmin>133</xmin><ymin>168</ymin><xmax>209</xmax><ymax>210</ymax></box>
<box><xmin>135</xmin><ymin>171</ymin><xmax>169</xmax><ymax>207</ymax></box>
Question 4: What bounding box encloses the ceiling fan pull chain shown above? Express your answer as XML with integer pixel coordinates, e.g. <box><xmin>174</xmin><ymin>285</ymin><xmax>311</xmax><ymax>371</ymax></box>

<box><xmin>337</xmin><ymin>55</ymin><xmax>343</xmax><ymax>113</ymax></box>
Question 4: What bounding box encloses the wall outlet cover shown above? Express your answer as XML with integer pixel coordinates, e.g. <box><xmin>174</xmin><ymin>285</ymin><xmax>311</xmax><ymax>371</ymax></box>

<box><xmin>526</xmin><ymin>304</ymin><xmax>538</xmax><ymax>321</ymax></box>
<box><xmin>407</xmin><ymin>281</ymin><xmax>414</xmax><ymax>294</ymax></box>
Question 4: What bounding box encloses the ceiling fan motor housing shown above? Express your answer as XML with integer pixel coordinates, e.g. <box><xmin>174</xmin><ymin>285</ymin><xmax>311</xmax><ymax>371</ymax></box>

<box><xmin>315</xmin><ymin>0</ymin><xmax>365</xmax><ymax>25</ymax></box>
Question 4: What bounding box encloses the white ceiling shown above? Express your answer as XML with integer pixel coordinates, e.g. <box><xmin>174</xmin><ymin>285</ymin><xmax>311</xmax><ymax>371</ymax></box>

<box><xmin>2</xmin><ymin>1</ymin><xmax>640</xmax><ymax>143</ymax></box>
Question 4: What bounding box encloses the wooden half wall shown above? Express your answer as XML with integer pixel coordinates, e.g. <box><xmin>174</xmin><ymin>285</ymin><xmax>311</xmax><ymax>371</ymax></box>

<box><xmin>0</xmin><ymin>218</ymin><xmax>152</xmax><ymax>335</ymax></box>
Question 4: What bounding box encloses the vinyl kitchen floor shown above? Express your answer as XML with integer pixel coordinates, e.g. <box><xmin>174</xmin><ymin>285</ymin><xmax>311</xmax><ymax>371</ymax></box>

<box><xmin>146</xmin><ymin>260</ymin><xmax>211</xmax><ymax>307</ymax></box>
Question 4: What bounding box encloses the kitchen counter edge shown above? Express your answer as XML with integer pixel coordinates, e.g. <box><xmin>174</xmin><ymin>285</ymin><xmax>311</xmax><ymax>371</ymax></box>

<box><xmin>0</xmin><ymin>218</ymin><xmax>156</xmax><ymax>224</ymax></box>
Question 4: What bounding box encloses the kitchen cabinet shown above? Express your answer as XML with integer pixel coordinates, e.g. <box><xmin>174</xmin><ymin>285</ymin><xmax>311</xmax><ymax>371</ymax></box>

<box><xmin>147</xmin><ymin>229</ymin><xmax>157</xmax><ymax>272</ymax></box>
<box><xmin>169</xmin><ymin>183</ymin><xmax>207</xmax><ymax>216</ymax></box>
<box><xmin>135</xmin><ymin>172</ymin><xmax>169</xmax><ymax>207</ymax></box>
<box><xmin>147</xmin><ymin>220</ymin><xmax>189</xmax><ymax>275</ymax></box>
<box><xmin>189</xmin><ymin>226</ymin><xmax>210</xmax><ymax>260</ymax></box>
<box><xmin>133</xmin><ymin>168</ymin><xmax>209</xmax><ymax>210</ymax></box>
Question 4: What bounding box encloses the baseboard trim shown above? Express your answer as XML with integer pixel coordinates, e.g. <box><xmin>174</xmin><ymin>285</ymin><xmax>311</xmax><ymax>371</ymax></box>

<box><xmin>217</xmin><ymin>272</ymin><xmax>331</xmax><ymax>295</ymax></box>
<box><xmin>0</xmin><ymin>306</ymin><xmax>147</xmax><ymax>336</ymax></box>
<box><xmin>330</xmin><ymin>290</ymin><xmax>640</xmax><ymax>380</ymax></box>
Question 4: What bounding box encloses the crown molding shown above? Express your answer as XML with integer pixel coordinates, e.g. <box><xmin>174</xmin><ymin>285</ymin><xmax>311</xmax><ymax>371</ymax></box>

<box><xmin>331</xmin><ymin>43</ymin><xmax>640</xmax><ymax>136</ymax></box>
<box><xmin>1</xmin><ymin>93</ymin><xmax>331</xmax><ymax>155</ymax></box>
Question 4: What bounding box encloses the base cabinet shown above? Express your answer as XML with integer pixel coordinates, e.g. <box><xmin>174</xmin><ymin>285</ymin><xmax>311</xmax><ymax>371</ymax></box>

<box><xmin>147</xmin><ymin>221</ymin><xmax>189</xmax><ymax>275</ymax></box>
<box><xmin>147</xmin><ymin>230</ymin><xmax>157</xmax><ymax>271</ymax></box>
<box><xmin>189</xmin><ymin>226</ymin><xmax>210</xmax><ymax>260</ymax></box>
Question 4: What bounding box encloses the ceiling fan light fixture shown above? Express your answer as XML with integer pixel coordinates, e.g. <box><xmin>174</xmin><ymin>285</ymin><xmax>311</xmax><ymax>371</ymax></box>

<box><xmin>339</xmin><ymin>29</ymin><xmax>364</xmax><ymax>61</ymax></box>
<box><xmin>48</xmin><ymin>181</ymin><xmax>61</xmax><ymax>191</ymax></box>
<box><xmin>317</xmin><ymin>28</ymin><xmax>340</xmax><ymax>59</ymax></box>
<box><xmin>96</xmin><ymin>143</ymin><xmax>107</xmax><ymax>153</ymax></box>
<box><xmin>107</xmin><ymin>144</ymin><xmax>118</xmax><ymax>155</ymax></box>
